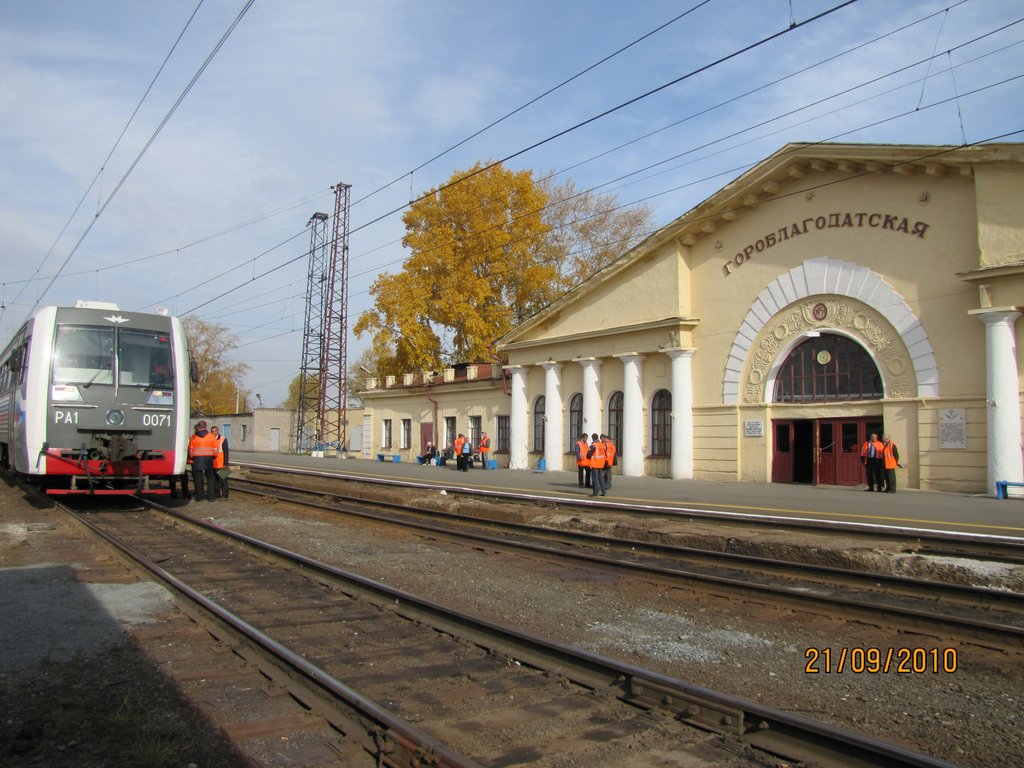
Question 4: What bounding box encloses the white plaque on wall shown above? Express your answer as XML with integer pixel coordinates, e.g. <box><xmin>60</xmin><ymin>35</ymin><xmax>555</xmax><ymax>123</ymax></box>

<box><xmin>744</xmin><ymin>420</ymin><xmax>764</xmax><ymax>438</ymax></box>
<box><xmin>939</xmin><ymin>408</ymin><xmax>966</xmax><ymax>450</ymax></box>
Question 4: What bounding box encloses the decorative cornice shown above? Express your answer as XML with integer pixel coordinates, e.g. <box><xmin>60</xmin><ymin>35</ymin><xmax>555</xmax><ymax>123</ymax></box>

<box><xmin>500</xmin><ymin>316</ymin><xmax>698</xmax><ymax>352</ymax></box>
<box><xmin>957</xmin><ymin>261</ymin><xmax>1024</xmax><ymax>282</ymax></box>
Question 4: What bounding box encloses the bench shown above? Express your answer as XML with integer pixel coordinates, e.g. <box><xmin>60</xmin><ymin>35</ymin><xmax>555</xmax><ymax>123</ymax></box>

<box><xmin>376</xmin><ymin>453</ymin><xmax>400</xmax><ymax>463</ymax></box>
<box><xmin>995</xmin><ymin>480</ymin><xmax>1024</xmax><ymax>499</ymax></box>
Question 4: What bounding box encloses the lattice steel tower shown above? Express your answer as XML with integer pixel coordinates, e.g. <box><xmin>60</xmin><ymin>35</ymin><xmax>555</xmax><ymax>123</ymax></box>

<box><xmin>295</xmin><ymin>183</ymin><xmax>352</xmax><ymax>454</ymax></box>
<box><xmin>296</xmin><ymin>211</ymin><xmax>330</xmax><ymax>453</ymax></box>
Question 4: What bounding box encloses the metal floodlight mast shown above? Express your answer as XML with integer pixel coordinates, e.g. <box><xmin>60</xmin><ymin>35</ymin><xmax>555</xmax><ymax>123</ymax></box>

<box><xmin>296</xmin><ymin>211</ymin><xmax>330</xmax><ymax>453</ymax></box>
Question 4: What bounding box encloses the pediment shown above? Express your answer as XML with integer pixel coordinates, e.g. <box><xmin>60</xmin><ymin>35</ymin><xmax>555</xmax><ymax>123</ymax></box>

<box><xmin>499</xmin><ymin>141</ymin><xmax>1023</xmax><ymax>349</ymax></box>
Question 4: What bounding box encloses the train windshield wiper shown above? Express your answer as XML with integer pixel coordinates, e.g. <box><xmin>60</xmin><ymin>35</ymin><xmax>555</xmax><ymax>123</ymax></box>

<box><xmin>81</xmin><ymin>363</ymin><xmax>112</xmax><ymax>389</ymax></box>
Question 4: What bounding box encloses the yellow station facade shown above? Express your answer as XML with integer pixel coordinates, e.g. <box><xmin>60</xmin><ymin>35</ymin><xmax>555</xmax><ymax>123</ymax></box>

<box><xmin>360</xmin><ymin>142</ymin><xmax>1024</xmax><ymax>495</ymax></box>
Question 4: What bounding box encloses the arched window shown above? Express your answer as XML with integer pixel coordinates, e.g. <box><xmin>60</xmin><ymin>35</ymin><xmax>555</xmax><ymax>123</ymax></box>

<box><xmin>568</xmin><ymin>393</ymin><xmax>583</xmax><ymax>449</ymax></box>
<box><xmin>651</xmin><ymin>389</ymin><xmax>671</xmax><ymax>456</ymax></box>
<box><xmin>607</xmin><ymin>391</ymin><xmax>623</xmax><ymax>452</ymax></box>
<box><xmin>773</xmin><ymin>333</ymin><xmax>883</xmax><ymax>403</ymax></box>
<box><xmin>533</xmin><ymin>395</ymin><xmax>546</xmax><ymax>453</ymax></box>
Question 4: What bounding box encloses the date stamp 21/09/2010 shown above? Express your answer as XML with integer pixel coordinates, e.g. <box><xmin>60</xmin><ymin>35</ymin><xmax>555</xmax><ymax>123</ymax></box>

<box><xmin>804</xmin><ymin>646</ymin><xmax>958</xmax><ymax>674</ymax></box>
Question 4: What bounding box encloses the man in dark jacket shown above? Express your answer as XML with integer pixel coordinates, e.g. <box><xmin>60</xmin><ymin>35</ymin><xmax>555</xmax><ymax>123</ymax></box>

<box><xmin>211</xmin><ymin>425</ymin><xmax>230</xmax><ymax>499</ymax></box>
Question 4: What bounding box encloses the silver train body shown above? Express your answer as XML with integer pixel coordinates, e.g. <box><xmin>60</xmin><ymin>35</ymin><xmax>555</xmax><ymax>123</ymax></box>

<box><xmin>0</xmin><ymin>302</ymin><xmax>192</xmax><ymax>495</ymax></box>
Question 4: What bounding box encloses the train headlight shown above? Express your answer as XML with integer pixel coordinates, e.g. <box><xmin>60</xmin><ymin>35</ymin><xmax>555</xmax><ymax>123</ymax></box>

<box><xmin>106</xmin><ymin>409</ymin><xmax>125</xmax><ymax>426</ymax></box>
<box><xmin>51</xmin><ymin>385</ymin><xmax>83</xmax><ymax>402</ymax></box>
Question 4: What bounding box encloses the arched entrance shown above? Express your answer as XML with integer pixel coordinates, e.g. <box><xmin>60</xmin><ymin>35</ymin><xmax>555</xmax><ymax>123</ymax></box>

<box><xmin>770</xmin><ymin>332</ymin><xmax>884</xmax><ymax>485</ymax></box>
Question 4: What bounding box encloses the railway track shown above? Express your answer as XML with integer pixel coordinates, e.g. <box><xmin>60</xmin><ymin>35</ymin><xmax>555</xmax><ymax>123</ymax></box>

<box><xmin>230</xmin><ymin>473</ymin><xmax>1024</xmax><ymax>653</ymax></box>
<box><xmin>238</xmin><ymin>461</ymin><xmax>1024</xmax><ymax>565</ymax></box>
<box><xmin>67</xmin><ymin>501</ymin><xmax>958</xmax><ymax>768</ymax></box>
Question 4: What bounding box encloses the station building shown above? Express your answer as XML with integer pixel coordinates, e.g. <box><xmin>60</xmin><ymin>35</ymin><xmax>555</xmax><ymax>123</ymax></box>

<box><xmin>360</xmin><ymin>142</ymin><xmax>1024</xmax><ymax>494</ymax></box>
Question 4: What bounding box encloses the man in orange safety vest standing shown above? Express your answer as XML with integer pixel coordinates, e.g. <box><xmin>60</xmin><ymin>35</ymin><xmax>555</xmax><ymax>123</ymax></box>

<box><xmin>575</xmin><ymin>433</ymin><xmax>590</xmax><ymax>488</ymax></box>
<box><xmin>188</xmin><ymin>420</ymin><xmax>220</xmax><ymax>502</ymax></box>
<box><xmin>587</xmin><ymin>432</ymin><xmax>607</xmax><ymax>497</ymax></box>
<box><xmin>601</xmin><ymin>434</ymin><xmax>616</xmax><ymax>490</ymax></box>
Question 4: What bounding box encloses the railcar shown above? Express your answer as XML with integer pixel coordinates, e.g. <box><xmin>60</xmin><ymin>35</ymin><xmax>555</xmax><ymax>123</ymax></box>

<box><xmin>0</xmin><ymin>301</ymin><xmax>194</xmax><ymax>495</ymax></box>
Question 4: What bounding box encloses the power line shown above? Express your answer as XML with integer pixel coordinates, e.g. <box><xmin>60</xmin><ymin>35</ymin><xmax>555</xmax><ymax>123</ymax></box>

<box><xmin>188</xmin><ymin>19</ymin><xmax>1023</xmax><ymax>338</ymax></box>
<box><xmin>6</xmin><ymin>0</ymin><xmax>207</xmax><ymax>313</ymax></box>
<box><xmin>351</xmin><ymin>0</ymin><xmax>714</xmax><ymax>209</ymax></box>
<box><xmin>22</xmin><ymin>0</ymin><xmax>255</xmax><ymax>319</ymax></box>
<box><xmin>10</xmin><ymin>0</ymin><xmax>953</xmax><ymax>311</ymax></box>
<box><xmin>348</xmin><ymin>1</ymin><xmax>861</xmax><ymax>237</ymax></box>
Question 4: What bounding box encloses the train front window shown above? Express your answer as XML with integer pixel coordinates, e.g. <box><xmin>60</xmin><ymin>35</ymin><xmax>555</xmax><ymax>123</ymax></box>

<box><xmin>118</xmin><ymin>330</ymin><xmax>174</xmax><ymax>388</ymax></box>
<box><xmin>52</xmin><ymin>327</ymin><xmax>114</xmax><ymax>386</ymax></box>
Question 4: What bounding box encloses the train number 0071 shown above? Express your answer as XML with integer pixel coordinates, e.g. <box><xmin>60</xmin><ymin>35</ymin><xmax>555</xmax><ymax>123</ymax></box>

<box><xmin>142</xmin><ymin>413</ymin><xmax>172</xmax><ymax>427</ymax></box>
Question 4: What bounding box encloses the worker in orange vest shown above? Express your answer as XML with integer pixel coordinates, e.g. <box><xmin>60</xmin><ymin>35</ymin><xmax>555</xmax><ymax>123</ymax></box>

<box><xmin>575</xmin><ymin>433</ymin><xmax>590</xmax><ymax>488</ymax></box>
<box><xmin>211</xmin><ymin>425</ymin><xmax>230</xmax><ymax>500</ymax></box>
<box><xmin>587</xmin><ymin>432</ymin><xmax>607</xmax><ymax>497</ymax></box>
<box><xmin>187</xmin><ymin>420</ymin><xmax>220</xmax><ymax>502</ymax></box>
<box><xmin>601</xmin><ymin>434</ymin><xmax>616</xmax><ymax>490</ymax></box>
<box><xmin>479</xmin><ymin>432</ymin><xmax>491</xmax><ymax>468</ymax></box>
<box><xmin>454</xmin><ymin>433</ymin><xmax>466</xmax><ymax>471</ymax></box>
<box><xmin>881</xmin><ymin>435</ymin><xmax>902</xmax><ymax>493</ymax></box>
<box><xmin>860</xmin><ymin>432</ymin><xmax>885</xmax><ymax>492</ymax></box>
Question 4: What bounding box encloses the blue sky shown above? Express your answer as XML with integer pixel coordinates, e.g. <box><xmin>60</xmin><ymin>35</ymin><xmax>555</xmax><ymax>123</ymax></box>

<box><xmin>2</xmin><ymin>0</ymin><xmax>1022</xmax><ymax>407</ymax></box>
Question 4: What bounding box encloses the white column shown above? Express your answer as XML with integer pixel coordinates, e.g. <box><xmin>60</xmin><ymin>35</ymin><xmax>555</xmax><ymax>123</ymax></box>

<box><xmin>970</xmin><ymin>308</ymin><xmax>1023</xmax><ymax>494</ymax></box>
<box><xmin>618</xmin><ymin>354</ymin><xmax>645</xmax><ymax>477</ymax></box>
<box><xmin>666</xmin><ymin>348</ymin><xmax>696</xmax><ymax>480</ymax></box>
<box><xmin>578</xmin><ymin>358</ymin><xmax>602</xmax><ymax>437</ymax></box>
<box><xmin>507</xmin><ymin>366</ymin><xmax>529</xmax><ymax>470</ymax></box>
<box><xmin>541</xmin><ymin>362</ymin><xmax>564</xmax><ymax>472</ymax></box>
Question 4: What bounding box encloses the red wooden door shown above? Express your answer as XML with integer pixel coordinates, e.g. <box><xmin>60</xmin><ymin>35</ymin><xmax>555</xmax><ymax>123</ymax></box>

<box><xmin>772</xmin><ymin>420</ymin><xmax>794</xmax><ymax>483</ymax></box>
<box><xmin>817</xmin><ymin>421</ymin><xmax>836</xmax><ymax>485</ymax></box>
<box><xmin>420</xmin><ymin>422</ymin><xmax>435</xmax><ymax>454</ymax></box>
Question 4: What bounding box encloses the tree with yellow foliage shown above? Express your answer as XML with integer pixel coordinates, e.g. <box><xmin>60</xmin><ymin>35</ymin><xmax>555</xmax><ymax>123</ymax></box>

<box><xmin>355</xmin><ymin>162</ymin><xmax>555</xmax><ymax>376</ymax></box>
<box><xmin>355</xmin><ymin>163</ymin><xmax>656</xmax><ymax>376</ymax></box>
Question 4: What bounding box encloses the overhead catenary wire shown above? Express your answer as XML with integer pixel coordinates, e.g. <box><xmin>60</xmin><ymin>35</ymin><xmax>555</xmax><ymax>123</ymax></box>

<box><xmin>137</xmin><ymin>0</ymin><xmax>873</xmax><ymax>318</ymax></box>
<box><xmin>350</xmin><ymin>0</ymin><xmax>714</xmax><ymax>209</ymax></box>
<box><xmin>21</xmin><ymin>0</ymin><xmax>256</xmax><ymax>320</ymax></box>
<box><xmin>4</xmin><ymin>2</ymin><xmax>711</xmax><ymax>301</ymax></box>
<box><xmin>3</xmin><ymin>0</ymin><xmax>207</xmax><ymax>316</ymax></box>
<box><xmin>348</xmin><ymin>0</ymin><xmax>862</xmax><ymax>238</ymax></box>
<box><xmin>198</xmin><ymin>23</ymin><xmax>1024</xmax><ymax>352</ymax></box>
<box><xmin>8</xmin><ymin>0</ymin><xmax>1015</xmax><ymax>397</ymax></box>
<box><xmin>12</xmin><ymin>0</ymin><xmax>973</xmax><ymax>306</ymax></box>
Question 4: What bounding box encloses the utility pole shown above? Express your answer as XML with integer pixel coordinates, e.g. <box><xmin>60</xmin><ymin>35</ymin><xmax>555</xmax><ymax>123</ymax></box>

<box><xmin>295</xmin><ymin>183</ymin><xmax>351</xmax><ymax>455</ymax></box>
<box><xmin>323</xmin><ymin>182</ymin><xmax>352</xmax><ymax>454</ymax></box>
<box><xmin>296</xmin><ymin>211</ymin><xmax>329</xmax><ymax>453</ymax></box>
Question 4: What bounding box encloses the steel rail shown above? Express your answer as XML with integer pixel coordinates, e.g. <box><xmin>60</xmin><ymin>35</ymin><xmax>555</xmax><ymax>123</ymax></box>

<box><xmin>232</xmin><ymin>477</ymin><xmax>1024</xmax><ymax>651</ymax></box>
<box><xmin>238</xmin><ymin>460</ymin><xmax>1024</xmax><ymax>562</ymax></box>
<box><xmin>236</xmin><ymin>475</ymin><xmax>1024</xmax><ymax>605</ymax></box>
<box><xmin>95</xmin><ymin>499</ymin><xmax>960</xmax><ymax>768</ymax></box>
<box><xmin>62</xmin><ymin>504</ymin><xmax>483</xmax><ymax>768</ymax></box>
